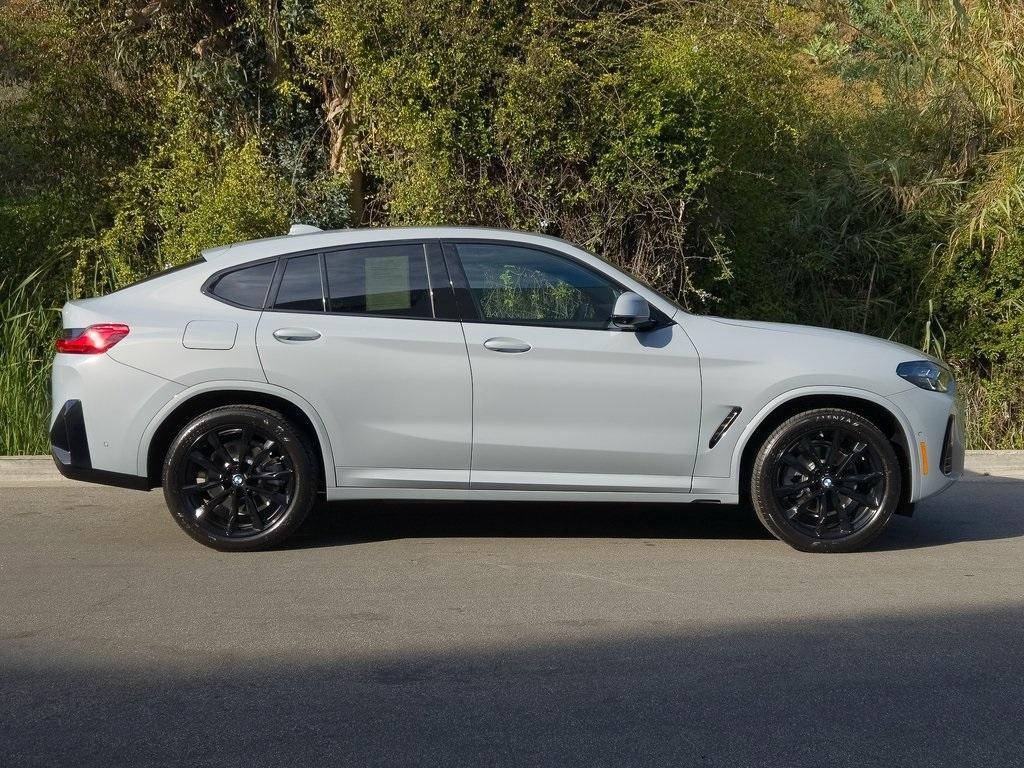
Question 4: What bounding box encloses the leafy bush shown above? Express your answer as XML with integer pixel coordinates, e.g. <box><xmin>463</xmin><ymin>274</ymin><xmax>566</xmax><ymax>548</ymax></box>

<box><xmin>3</xmin><ymin>0</ymin><xmax>1024</xmax><ymax>452</ymax></box>
<box><xmin>71</xmin><ymin>90</ymin><xmax>293</xmax><ymax>293</ymax></box>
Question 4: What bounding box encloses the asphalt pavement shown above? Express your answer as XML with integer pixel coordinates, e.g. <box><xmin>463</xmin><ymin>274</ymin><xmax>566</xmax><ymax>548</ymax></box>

<box><xmin>1</xmin><ymin>480</ymin><xmax>1022</xmax><ymax>767</ymax></box>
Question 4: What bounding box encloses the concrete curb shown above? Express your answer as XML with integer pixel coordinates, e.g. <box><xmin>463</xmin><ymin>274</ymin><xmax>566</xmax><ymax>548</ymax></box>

<box><xmin>2</xmin><ymin>451</ymin><xmax>1023</xmax><ymax>489</ymax></box>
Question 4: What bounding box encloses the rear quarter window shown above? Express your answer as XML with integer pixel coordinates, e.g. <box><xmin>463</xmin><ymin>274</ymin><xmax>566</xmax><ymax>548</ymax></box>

<box><xmin>207</xmin><ymin>261</ymin><xmax>277</xmax><ymax>308</ymax></box>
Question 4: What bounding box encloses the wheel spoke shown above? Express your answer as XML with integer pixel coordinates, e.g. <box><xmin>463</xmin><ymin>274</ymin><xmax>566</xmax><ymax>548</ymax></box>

<box><xmin>207</xmin><ymin>431</ymin><xmax>231</xmax><ymax>464</ymax></box>
<box><xmin>248</xmin><ymin>486</ymin><xmax>289</xmax><ymax>507</ymax></box>
<box><xmin>244</xmin><ymin>494</ymin><xmax>264</xmax><ymax>531</ymax></box>
<box><xmin>825</xmin><ymin>430</ymin><xmax>842</xmax><ymax>468</ymax></box>
<box><xmin>840</xmin><ymin>471</ymin><xmax>882</xmax><ymax>486</ymax></box>
<box><xmin>187</xmin><ymin>452</ymin><xmax>222</xmax><ymax>476</ymax></box>
<box><xmin>236</xmin><ymin>426</ymin><xmax>253</xmax><ymax>463</ymax></box>
<box><xmin>251</xmin><ymin>469</ymin><xmax>294</xmax><ymax>482</ymax></box>
<box><xmin>813</xmin><ymin>487</ymin><xmax>835</xmax><ymax>536</ymax></box>
<box><xmin>814</xmin><ymin>503</ymin><xmax>829</xmax><ymax>537</ymax></box>
<box><xmin>834</xmin><ymin>491</ymin><xmax>853</xmax><ymax>534</ymax></box>
<box><xmin>775</xmin><ymin>479</ymin><xmax>814</xmax><ymax>498</ymax></box>
<box><xmin>182</xmin><ymin>478</ymin><xmax>223</xmax><ymax>492</ymax></box>
<box><xmin>249</xmin><ymin>441</ymin><xmax>278</xmax><ymax>472</ymax></box>
<box><xmin>838</xmin><ymin>487</ymin><xmax>877</xmax><ymax>509</ymax></box>
<box><xmin>197</xmin><ymin>487</ymin><xmax>232</xmax><ymax>518</ymax></box>
<box><xmin>785</xmin><ymin>490</ymin><xmax>818</xmax><ymax>520</ymax></box>
<box><xmin>835</xmin><ymin>442</ymin><xmax>867</xmax><ymax>475</ymax></box>
<box><xmin>781</xmin><ymin>454</ymin><xmax>810</xmax><ymax>474</ymax></box>
<box><xmin>225</xmin><ymin>490</ymin><xmax>238</xmax><ymax>534</ymax></box>
<box><xmin>797</xmin><ymin>437</ymin><xmax>818</xmax><ymax>471</ymax></box>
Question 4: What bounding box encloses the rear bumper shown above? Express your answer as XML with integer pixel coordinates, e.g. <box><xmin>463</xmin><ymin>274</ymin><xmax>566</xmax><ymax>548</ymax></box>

<box><xmin>50</xmin><ymin>399</ymin><xmax>151</xmax><ymax>490</ymax></box>
<box><xmin>51</xmin><ymin>350</ymin><xmax>184</xmax><ymax>479</ymax></box>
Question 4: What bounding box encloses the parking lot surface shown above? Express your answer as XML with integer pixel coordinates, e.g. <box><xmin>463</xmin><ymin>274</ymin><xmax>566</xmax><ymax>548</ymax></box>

<box><xmin>1</xmin><ymin>481</ymin><xmax>1022</xmax><ymax>767</ymax></box>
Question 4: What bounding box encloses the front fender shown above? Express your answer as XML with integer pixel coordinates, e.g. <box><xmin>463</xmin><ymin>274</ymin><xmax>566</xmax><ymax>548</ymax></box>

<box><xmin>703</xmin><ymin>385</ymin><xmax>920</xmax><ymax>500</ymax></box>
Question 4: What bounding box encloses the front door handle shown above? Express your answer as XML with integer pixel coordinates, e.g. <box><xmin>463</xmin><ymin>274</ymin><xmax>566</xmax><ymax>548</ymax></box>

<box><xmin>483</xmin><ymin>337</ymin><xmax>531</xmax><ymax>353</ymax></box>
<box><xmin>273</xmin><ymin>328</ymin><xmax>322</xmax><ymax>342</ymax></box>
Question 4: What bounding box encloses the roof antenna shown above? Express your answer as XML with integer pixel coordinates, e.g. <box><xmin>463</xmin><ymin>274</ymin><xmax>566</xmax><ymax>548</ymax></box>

<box><xmin>288</xmin><ymin>223</ymin><xmax>323</xmax><ymax>236</ymax></box>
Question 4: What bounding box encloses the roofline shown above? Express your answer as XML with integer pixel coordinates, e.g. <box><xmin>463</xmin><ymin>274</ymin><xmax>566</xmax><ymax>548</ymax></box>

<box><xmin>192</xmin><ymin>225</ymin><xmax>683</xmax><ymax>321</ymax></box>
<box><xmin>200</xmin><ymin>226</ymin><xmax>579</xmax><ymax>263</ymax></box>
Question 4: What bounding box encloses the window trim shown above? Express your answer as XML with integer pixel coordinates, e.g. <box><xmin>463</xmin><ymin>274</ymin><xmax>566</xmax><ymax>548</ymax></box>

<box><xmin>426</xmin><ymin>240</ymin><xmax>460</xmax><ymax>320</ymax></box>
<box><xmin>321</xmin><ymin>240</ymin><xmax>440</xmax><ymax>321</ymax></box>
<box><xmin>199</xmin><ymin>236</ymin><xmax>671</xmax><ymax>330</ymax></box>
<box><xmin>202</xmin><ymin>239</ymin><xmax>458</xmax><ymax>321</ymax></box>
<box><xmin>262</xmin><ymin>239</ymin><xmax>458</xmax><ymax>319</ymax></box>
<box><xmin>441</xmin><ymin>238</ymin><xmax>673</xmax><ymax>331</ymax></box>
<box><xmin>201</xmin><ymin>256</ymin><xmax>280</xmax><ymax>311</ymax></box>
<box><xmin>266</xmin><ymin>251</ymin><xmax>326</xmax><ymax>314</ymax></box>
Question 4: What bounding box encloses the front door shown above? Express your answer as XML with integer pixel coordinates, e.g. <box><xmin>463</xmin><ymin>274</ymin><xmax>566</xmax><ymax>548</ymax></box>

<box><xmin>256</xmin><ymin>242</ymin><xmax>472</xmax><ymax>488</ymax></box>
<box><xmin>447</xmin><ymin>241</ymin><xmax>702</xmax><ymax>492</ymax></box>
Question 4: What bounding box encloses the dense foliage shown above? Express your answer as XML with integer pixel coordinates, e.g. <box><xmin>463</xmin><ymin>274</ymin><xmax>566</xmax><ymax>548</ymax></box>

<box><xmin>2</xmin><ymin>0</ymin><xmax>1023</xmax><ymax>452</ymax></box>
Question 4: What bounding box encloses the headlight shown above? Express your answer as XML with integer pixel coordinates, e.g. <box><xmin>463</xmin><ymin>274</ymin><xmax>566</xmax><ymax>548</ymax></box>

<box><xmin>896</xmin><ymin>360</ymin><xmax>952</xmax><ymax>392</ymax></box>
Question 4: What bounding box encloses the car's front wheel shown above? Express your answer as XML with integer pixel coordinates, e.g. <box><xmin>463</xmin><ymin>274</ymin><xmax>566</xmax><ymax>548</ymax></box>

<box><xmin>162</xmin><ymin>405</ymin><xmax>318</xmax><ymax>551</ymax></box>
<box><xmin>750</xmin><ymin>407</ymin><xmax>902</xmax><ymax>553</ymax></box>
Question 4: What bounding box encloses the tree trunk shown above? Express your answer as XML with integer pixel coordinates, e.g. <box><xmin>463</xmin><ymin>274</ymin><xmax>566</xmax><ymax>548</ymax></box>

<box><xmin>322</xmin><ymin>69</ymin><xmax>365</xmax><ymax>225</ymax></box>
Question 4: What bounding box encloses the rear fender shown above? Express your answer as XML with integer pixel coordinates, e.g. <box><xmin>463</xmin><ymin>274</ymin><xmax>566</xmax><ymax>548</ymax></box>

<box><xmin>137</xmin><ymin>380</ymin><xmax>337</xmax><ymax>485</ymax></box>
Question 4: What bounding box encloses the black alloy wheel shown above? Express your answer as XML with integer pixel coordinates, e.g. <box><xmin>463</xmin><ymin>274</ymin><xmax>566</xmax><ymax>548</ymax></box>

<box><xmin>179</xmin><ymin>425</ymin><xmax>294</xmax><ymax>538</ymax></box>
<box><xmin>163</xmin><ymin>406</ymin><xmax>317</xmax><ymax>551</ymax></box>
<box><xmin>750</xmin><ymin>408</ymin><xmax>901</xmax><ymax>552</ymax></box>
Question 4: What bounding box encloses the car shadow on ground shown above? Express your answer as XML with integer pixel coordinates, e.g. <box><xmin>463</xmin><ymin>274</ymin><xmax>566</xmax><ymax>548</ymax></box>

<box><xmin>4</xmin><ymin>604</ymin><xmax>1022</xmax><ymax>767</ymax></box>
<box><xmin>285</xmin><ymin>480</ymin><xmax>1024</xmax><ymax>552</ymax></box>
<box><xmin>291</xmin><ymin>500</ymin><xmax>771</xmax><ymax>548</ymax></box>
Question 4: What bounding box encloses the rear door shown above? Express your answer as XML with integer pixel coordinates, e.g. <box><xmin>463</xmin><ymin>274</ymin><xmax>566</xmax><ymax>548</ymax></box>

<box><xmin>256</xmin><ymin>241</ymin><xmax>472</xmax><ymax>488</ymax></box>
<box><xmin>445</xmin><ymin>240</ymin><xmax>702</xmax><ymax>493</ymax></box>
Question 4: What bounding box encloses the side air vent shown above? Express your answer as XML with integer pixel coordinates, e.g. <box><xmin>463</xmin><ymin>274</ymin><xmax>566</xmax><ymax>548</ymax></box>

<box><xmin>708</xmin><ymin>407</ymin><xmax>742</xmax><ymax>449</ymax></box>
<box><xmin>940</xmin><ymin>415</ymin><xmax>956</xmax><ymax>475</ymax></box>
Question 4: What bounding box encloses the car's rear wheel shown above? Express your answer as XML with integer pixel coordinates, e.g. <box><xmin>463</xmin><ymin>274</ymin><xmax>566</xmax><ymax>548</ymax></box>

<box><xmin>162</xmin><ymin>406</ymin><xmax>318</xmax><ymax>551</ymax></box>
<box><xmin>750</xmin><ymin>407</ymin><xmax>902</xmax><ymax>553</ymax></box>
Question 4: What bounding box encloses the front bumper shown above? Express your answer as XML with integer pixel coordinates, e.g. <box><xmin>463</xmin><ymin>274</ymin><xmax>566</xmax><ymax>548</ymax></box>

<box><xmin>50</xmin><ymin>399</ymin><xmax>151</xmax><ymax>490</ymax></box>
<box><xmin>887</xmin><ymin>387</ymin><xmax>965</xmax><ymax>502</ymax></box>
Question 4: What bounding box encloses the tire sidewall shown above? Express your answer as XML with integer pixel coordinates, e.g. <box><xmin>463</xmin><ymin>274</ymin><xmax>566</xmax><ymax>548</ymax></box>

<box><xmin>751</xmin><ymin>409</ymin><xmax>902</xmax><ymax>553</ymax></box>
<box><xmin>162</xmin><ymin>406</ymin><xmax>317</xmax><ymax>551</ymax></box>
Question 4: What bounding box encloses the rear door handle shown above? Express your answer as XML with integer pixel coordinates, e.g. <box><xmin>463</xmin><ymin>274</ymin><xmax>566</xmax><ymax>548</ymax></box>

<box><xmin>273</xmin><ymin>328</ymin><xmax>322</xmax><ymax>342</ymax></box>
<box><xmin>483</xmin><ymin>337</ymin><xmax>531</xmax><ymax>353</ymax></box>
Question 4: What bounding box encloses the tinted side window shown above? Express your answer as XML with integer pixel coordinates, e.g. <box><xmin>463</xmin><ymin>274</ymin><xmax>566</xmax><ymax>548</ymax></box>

<box><xmin>324</xmin><ymin>244</ymin><xmax>433</xmax><ymax>318</ymax></box>
<box><xmin>274</xmin><ymin>254</ymin><xmax>323</xmax><ymax>312</ymax></box>
<box><xmin>454</xmin><ymin>243</ymin><xmax>622</xmax><ymax>328</ymax></box>
<box><xmin>209</xmin><ymin>261</ymin><xmax>276</xmax><ymax>308</ymax></box>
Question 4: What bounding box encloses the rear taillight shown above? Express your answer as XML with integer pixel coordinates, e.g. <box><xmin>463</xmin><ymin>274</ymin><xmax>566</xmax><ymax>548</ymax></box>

<box><xmin>56</xmin><ymin>324</ymin><xmax>130</xmax><ymax>354</ymax></box>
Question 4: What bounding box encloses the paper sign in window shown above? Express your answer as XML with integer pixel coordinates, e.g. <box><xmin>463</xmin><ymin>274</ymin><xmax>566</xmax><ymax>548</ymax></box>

<box><xmin>364</xmin><ymin>255</ymin><xmax>411</xmax><ymax>312</ymax></box>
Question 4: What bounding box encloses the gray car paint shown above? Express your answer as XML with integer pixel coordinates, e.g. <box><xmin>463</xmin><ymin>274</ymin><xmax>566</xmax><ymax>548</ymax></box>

<box><xmin>52</xmin><ymin>226</ymin><xmax>963</xmax><ymax>505</ymax></box>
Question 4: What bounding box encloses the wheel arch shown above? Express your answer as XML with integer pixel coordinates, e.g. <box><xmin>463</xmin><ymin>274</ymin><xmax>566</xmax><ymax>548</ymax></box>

<box><xmin>733</xmin><ymin>388</ymin><xmax>917</xmax><ymax>508</ymax></box>
<box><xmin>139</xmin><ymin>382</ymin><xmax>335</xmax><ymax>490</ymax></box>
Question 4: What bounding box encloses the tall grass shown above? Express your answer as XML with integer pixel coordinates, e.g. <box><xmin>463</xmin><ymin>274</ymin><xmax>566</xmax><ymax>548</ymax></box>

<box><xmin>954</xmin><ymin>368</ymin><xmax>1024</xmax><ymax>451</ymax></box>
<box><xmin>0</xmin><ymin>267</ymin><xmax>61</xmax><ymax>455</ymax></box>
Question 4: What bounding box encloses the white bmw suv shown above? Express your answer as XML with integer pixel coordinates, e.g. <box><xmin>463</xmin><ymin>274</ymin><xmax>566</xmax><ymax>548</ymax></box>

<box><xmin>50</xmin><ymin>226</ymin><xmax>963</xmax><ymax>552</ymax></box>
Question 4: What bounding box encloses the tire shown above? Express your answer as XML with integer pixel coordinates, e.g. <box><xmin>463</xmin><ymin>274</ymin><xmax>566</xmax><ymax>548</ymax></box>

<box><xmin>162</xmin><ymin>405</ymin><xmax>318</xmax><ymax>551</ymax></box>
<box><xmin>750</xmin><ymin>408</ymin><xmax>902</xmax><ymax>553</ymax></box>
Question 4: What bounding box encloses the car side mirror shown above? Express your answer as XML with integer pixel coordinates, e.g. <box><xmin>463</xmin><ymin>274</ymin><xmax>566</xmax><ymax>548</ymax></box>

<box><xmin>610</xmin><ymin>292</ymin><xmax>652</xmax><ymax>331</ymax></box>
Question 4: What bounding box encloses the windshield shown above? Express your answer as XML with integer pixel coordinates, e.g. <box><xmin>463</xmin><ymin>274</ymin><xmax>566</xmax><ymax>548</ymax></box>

<box><xmin>577</xmin><ymin>244</ymin><xmax>688</xmax><ymax>314</ymax></box>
